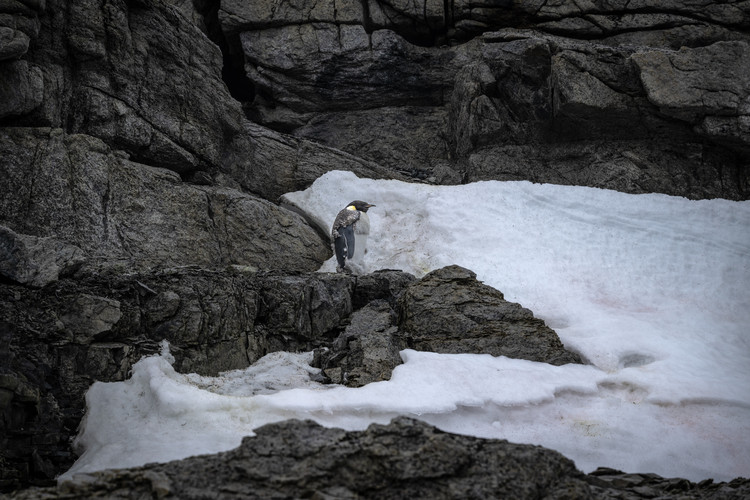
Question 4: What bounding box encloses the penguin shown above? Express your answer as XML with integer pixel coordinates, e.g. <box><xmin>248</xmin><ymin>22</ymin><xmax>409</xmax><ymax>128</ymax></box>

<box><xmin>331</xmin><ymin>200</ymin><xmax>375</xmax><ymax>273</ymax></box>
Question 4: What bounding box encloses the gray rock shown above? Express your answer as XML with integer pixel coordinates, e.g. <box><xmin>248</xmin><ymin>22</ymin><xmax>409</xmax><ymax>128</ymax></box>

<box><xmin>221</xmin><ymin>120</ymin><xmax>407</xmax><ymax>201</ymax></box>
<box><xmin>57</xmin><ymin>294</ymin><xmax>122</xmax><ymax>342</ymax></box>
<box><xmin>398</xmin><ymin>265</ymin><xmax>582</xmax><ymax>365</ymax></box>
<box><xmin>291</xmin><ymin>106</ymin><xmax>451</xmax><ymax>181</ymax></box>
<box><xmin>2</xmin><ymin>264</ymin><xmax>584</xmax><ymax>487</ymax></box>
<box><xmin>317</xmin><ymin>266</ymin><xmax>579</xmax><ymax>389</ymax></box>
<box><xmin>239</xmin><ymin>24</ymin><xmax>455</xmax><ymax>114</ymax></box>
<box><xmin>632</xmin><ymin>41</ymin><xmax>750</xmax><ymax>152</ymax></box>
<box><xmin>2</xmin><ymin>0</ymin><xmax>750</xmax><ymax>493</ymax></box>
<box><xmin>0</xmin><ymin>268</ymin><xmax>358</xmax><ymax>488</ymax></box>
<box><xmin>255</xmin><ymin>272</ymin><xmax>354</xmax><ymax>348</ymax></box>
<box><xmin>0</xmin><ymin>0</ymin><xmax>409</xmax><ymax>206</ymax></box>
<box><xmin>59</xmin><ymin>0</ymin><xmax>244</xmax><ymax>173</ymax></box>
<box><xmin>0</xmin><ymin>128</ymin><xmax>329</xmax><ymax>274</ymax></box>
<box><xmin>315</xmin><ymin>300</ymin><xmax>404</xmax><ymax>387</ymax></box>
<box><xmin>13</xmin><ymin>418</ymin><xmax>750</xmax><ymax>499</ymax></box>
<box><xmin>0</xmin><ymin>60</ymin><xmax>43</xmax><ymax>119</ymax></box>
<box><xmin>465</xmin><ymin>140</ymin><xmax>741</xmax><ymax>200</ymax></box>
<box><xmin>0</xmin><ymin>225</ymin><xmax>86</xmax><ymax>287</ymax></box>
<box><xmin>34</xmin><ymin>418</ymin><xmax>596</xmax><ymax>499</ymax></box>
<box><xmin>219</xmin><ymin>0</ymin><xmax>364</xmax><ymax>36</ymax></box>
<box><xmin>352</xmin><ymin>269</ymin><xmax>417</xmax><ymax>310</ymax></box>
<box><xmin>223</xmin><ymin>2</ymin><xmax>749</xmax><ymax>199</ymax></box>
<box><xmin>4</xmin><ymin>0</ymin><xmax>748</xmax><ymax>204</ymax></box>
<box><xmin>0</xmin><ymin>26</ymin><xmax>30</xmax><ymax>60</ymax></box>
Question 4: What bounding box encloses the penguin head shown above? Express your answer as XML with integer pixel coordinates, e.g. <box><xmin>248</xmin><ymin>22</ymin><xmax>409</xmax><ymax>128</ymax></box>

<box><xmin>347</xmin><ymin>200</ymin><xmax>376</xmax><ymax>212</ymax></box>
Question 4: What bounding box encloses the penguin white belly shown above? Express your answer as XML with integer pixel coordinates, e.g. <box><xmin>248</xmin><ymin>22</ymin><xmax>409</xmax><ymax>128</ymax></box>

<box><xmin>349</xmin><ymin>212</ymin><xmax>370</xmax><ymax>272</ymax></box>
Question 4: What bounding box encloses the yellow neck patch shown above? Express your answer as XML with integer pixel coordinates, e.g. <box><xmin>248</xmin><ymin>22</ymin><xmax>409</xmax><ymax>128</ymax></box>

<box><xmin>346</xmin><ymin>205</ymin><xmax>357</xmax><ymax>211</ymax></box>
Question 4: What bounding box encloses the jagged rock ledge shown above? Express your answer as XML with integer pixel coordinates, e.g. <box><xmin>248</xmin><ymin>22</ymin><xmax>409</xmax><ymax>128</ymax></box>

<box><xmin>10</xmin><ymin>418</ymin><xmax>750</xmax><ymax>500</ymax></box>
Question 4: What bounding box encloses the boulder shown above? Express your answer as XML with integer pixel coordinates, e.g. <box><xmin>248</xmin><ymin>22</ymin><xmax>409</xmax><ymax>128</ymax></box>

<box><xmin>632</xmin><ymin>41</ymin><xmax>750</xmax><ymax>152</ymax></box>
<box><xmin>310</xmin><ymin>270</ymin><xmax>417</xmax><ymax>387</ymax></box>
<box><xmin>42</xmin><ymin>418</ymin><xmax>596</xmax><ymax>499</ymax></box>
<box><xmin>0</xmin><ymin>128</ymin><xmax>329</xmax><ymax>273</ymax></box>
<box><xmin>0</xmin><ymin>225</ymin><xmax>86</xmax><ymax>287</ymax></box>
<box><xmin>398</xmin><ymin>265</ymin><xmax>582</xmax><ymax>365</ymax></box>
<box><xmin>316</xmin><ymin>266</ymin><xmax>580</xmax><ymax>388</ymax></box>
<box><xmin>12</xmin><ymin>418</ymin><xmax>750</xmax><ymax>500</ymax></box>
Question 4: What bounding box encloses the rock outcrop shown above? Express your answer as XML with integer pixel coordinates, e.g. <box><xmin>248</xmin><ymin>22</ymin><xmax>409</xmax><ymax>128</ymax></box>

<box><xmin>314</xmin><ymin>299</ymin><xmax>406</xmax><ymax>387</ymax></box>
<box><xmin>398</xmin><ymin>266</ymin><xmax>581</xmax><ymax>365</ymax></box>
<box><xmin>1</xmin><ymin>265</ymin><xmax>579</xmax><ymax>488</ymax></box>
<box><xmin>11</xmin><ymin>418</ymin><xmax>750</xmax><ymax>500</ymax></box>
<box><xmin>0</xmin><ymin>0</ymin><xmax>401</xmax><ymax>215</ymax></box>
<box><xmin>0</xmin><ymin>128</ymin><xmax>329</xmax><ymax>273</ymax></box>
<box><xmin>315</xmin><ymin>266</ymin><xmax>580</xmax><ymax>386</ymax></box>
<box><xmin>221</xmin><ymin>0</ymin><xmax>750</xmax><ymax>198</ymax></box>
<box><xmin>0</xmin><ymin>267</ymin><xmax>344</xmax><ymax>489</ymax></box>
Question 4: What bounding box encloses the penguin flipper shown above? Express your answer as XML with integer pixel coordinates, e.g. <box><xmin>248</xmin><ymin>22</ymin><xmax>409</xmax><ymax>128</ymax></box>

<box><xmin>334</xmin><ymin>225</ymin><xmax>356</xmax><ymax>268</ymax></box>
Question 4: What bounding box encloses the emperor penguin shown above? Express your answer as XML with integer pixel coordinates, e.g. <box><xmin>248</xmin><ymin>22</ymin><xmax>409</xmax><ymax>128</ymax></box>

<box><xmin>331</xmin><ymin>200</ymin><xmax>375</xmax><ymax>273</ymax></box>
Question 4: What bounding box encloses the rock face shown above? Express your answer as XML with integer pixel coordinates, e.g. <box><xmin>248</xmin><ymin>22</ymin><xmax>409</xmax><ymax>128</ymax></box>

<box><xmin>11</xmin><ymin>418</ymin><xmax>750</xmax><ymax>500</ymax></box>
<box><xmin>0</xmin><ymin>0</ymin><xmax>399</xmax><ymax>222</ymax></box>
<box><xmin>221</xmin><ymin>0</ymin><xmax>750</xmax><ymax>198</ymax></box>
<box><xmin>0</xmin><ymin>128</ymin><xmax>329</xmax><ymax>273</ymax></box>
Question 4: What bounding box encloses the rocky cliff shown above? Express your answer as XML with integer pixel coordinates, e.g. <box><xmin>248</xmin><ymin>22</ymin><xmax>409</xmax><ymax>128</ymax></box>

<box><xmin>221</xmin><ymin>0</ymin><xmax>750</xmax><ymax>197</ymax></box>
<box><xmin>1</xmin><ymin>0</ymin><xmax>749</xmax><ymax>495</ymax></box>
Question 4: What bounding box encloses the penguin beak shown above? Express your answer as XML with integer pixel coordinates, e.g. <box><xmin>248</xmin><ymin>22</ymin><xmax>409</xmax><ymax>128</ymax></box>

<box><xmin>367</xmin><ymin>203</ymin><xmax>376</xmax><ymax>208</ymax></box>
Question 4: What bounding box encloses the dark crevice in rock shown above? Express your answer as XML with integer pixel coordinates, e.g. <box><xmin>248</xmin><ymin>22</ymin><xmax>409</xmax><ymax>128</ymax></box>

<box><xmin>196</xmin><ymin>0</ymin><xmax>255</xmax><ymax>106</ymax></box>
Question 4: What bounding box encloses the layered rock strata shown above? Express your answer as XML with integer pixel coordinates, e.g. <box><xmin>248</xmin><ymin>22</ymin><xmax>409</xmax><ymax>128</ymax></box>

<box><xmin>221</xmin><ymin>0</ymin><xmax>750</xmax><ymax>198</ymax></box>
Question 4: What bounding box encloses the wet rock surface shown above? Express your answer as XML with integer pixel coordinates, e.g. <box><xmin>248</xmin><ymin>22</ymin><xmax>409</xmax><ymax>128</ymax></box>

<box><xmin>10</xmin><ymin>418</ymin><xmax>750</xmax><ymax>500</ymax></box>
